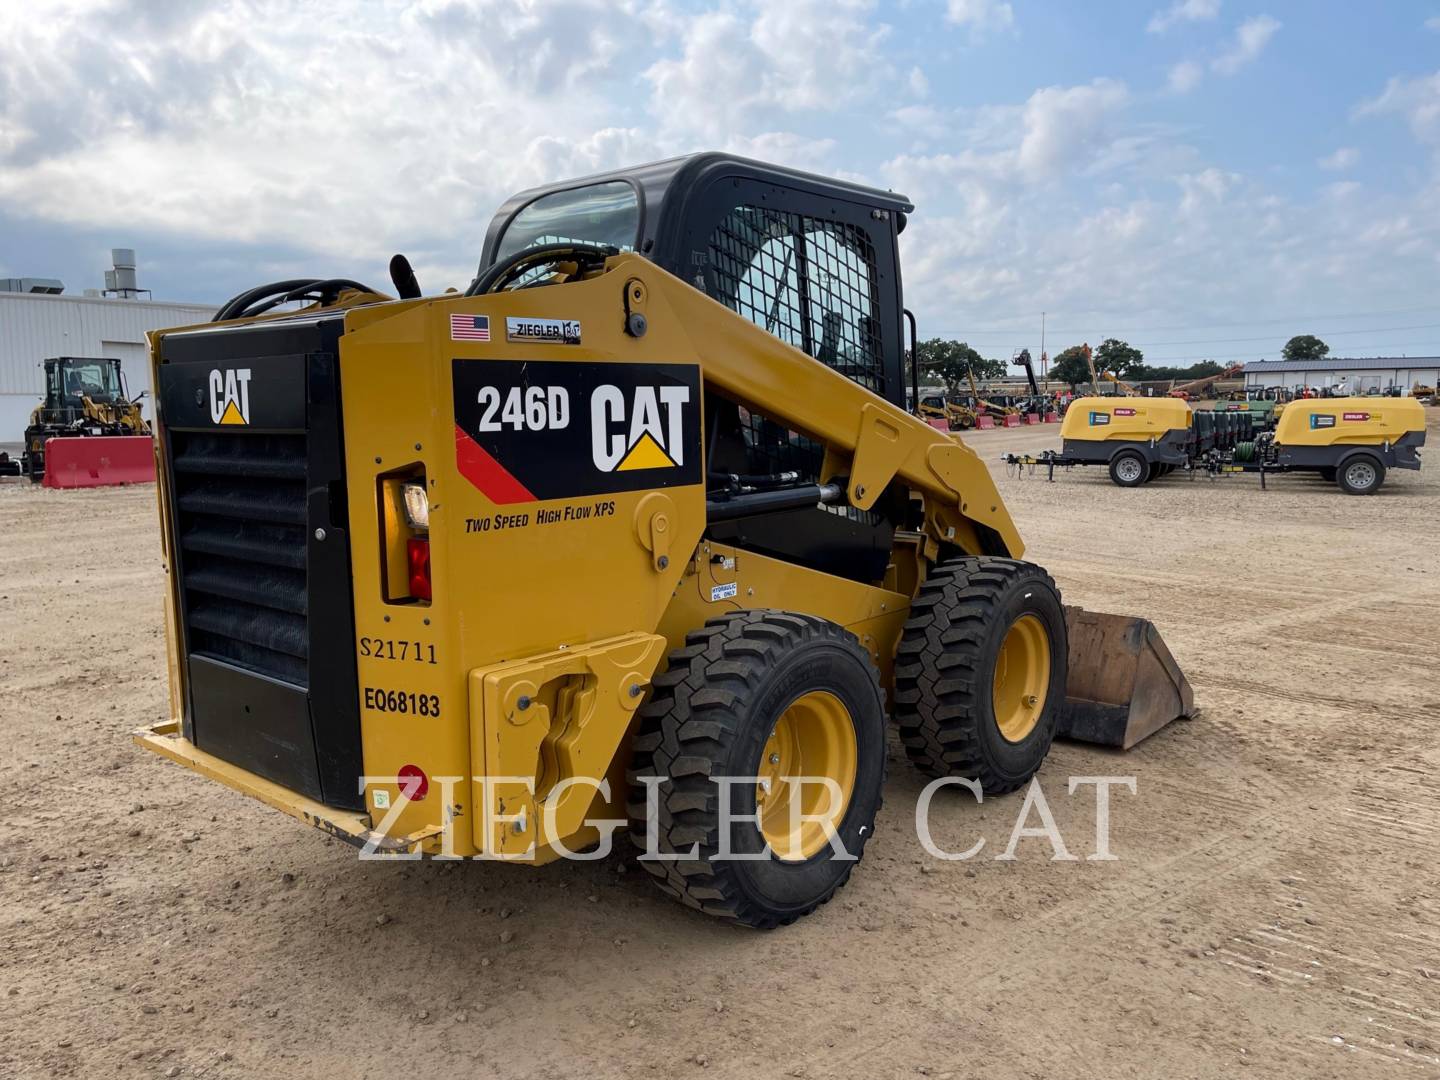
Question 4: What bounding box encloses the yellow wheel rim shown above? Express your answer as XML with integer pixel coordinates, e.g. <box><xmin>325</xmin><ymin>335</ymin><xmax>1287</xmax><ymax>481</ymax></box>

<box><xmin>992</xmin><ymin>614</ymin><xmax>1051</xmax><ymax>743</ymax></box>
<box><xmin>756</xmin><ymin>691</ymin><xmax>857</xmax><ymax>862</ymax></box>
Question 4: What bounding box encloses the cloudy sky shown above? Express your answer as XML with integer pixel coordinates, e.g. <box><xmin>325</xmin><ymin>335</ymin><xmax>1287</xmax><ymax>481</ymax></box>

<box><xmin>2</xmin><ymin>0</ymin><xmax>1438</xmax><ymax>368</ymax></box>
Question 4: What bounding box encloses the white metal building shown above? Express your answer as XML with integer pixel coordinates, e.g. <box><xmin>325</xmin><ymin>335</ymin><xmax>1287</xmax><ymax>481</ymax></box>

<box><xmin>1242</xmin><ymin>357</ymin><xmax>1440</xmax><ymax>395</ymax></box>
<box><xmin>0</xmin><ymin>291</ymin><xmax>213</xmax><ymax>436</ymax></box>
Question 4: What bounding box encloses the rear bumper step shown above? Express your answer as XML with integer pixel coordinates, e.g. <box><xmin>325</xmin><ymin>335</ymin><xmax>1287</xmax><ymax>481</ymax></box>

<box><xmin>134</xmin><ymin>721</ymin><xmax>441</xmax><ymax>855</ymax></box>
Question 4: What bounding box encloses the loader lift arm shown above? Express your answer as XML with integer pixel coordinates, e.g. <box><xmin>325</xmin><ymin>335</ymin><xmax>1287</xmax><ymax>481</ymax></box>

<box><xmin>638</xmin><ymin>259</ymin><xmax>1023</xmax><ymax>560</ymax></box>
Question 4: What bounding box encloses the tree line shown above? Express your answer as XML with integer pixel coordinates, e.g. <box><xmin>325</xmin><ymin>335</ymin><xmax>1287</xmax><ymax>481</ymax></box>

<box><xmin>919</xmin><ymin>333</ymin><xmax>1331</xmax><ymax>390</ymax></box>
<box><xmin>913</xmin><ymin>339</ymin><xmax>1008</xmax><ymax>393</ymax></box>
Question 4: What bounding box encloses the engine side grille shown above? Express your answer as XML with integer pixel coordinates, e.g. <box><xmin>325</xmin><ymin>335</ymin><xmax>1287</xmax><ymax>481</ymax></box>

<box><xmin>170</xmin><ymin>430</ymin><xmax>309</xmax><ymax>687</ymax></box>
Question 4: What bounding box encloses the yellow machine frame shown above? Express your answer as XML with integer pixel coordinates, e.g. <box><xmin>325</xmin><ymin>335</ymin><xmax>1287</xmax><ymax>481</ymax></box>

<box><xmin>140</xmin><ymin>255</ymin><xmax>1021</xmax><ymax>861</ymax></box>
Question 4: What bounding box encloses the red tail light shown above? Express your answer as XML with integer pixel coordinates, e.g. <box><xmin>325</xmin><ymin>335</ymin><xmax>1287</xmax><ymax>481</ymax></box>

<box><xmin>406</xmin><ymin>537</ymin><xmax>431</xmax><ymax>601</ymax></box>
<box><xmin>397</xmin><ymin>764</ymin><xmax>429</xmax><ymax>801</ymax></box>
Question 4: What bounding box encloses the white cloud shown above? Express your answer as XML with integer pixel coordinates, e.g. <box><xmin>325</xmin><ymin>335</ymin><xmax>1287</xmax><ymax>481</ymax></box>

<box><xmin>889</xmin><ymin>104</ymin><xmax>949</xmax><ymax>140</ymax></box>
<box><xmin>1017</xmin><ymin>80</ymin><xmax>1129</xmax><ymax>173</ymax></box>
<box><xmin>1427</xmin><ymin>16</ymin><xmax>1440</xmax><ymax>31</ymax></box>
<box><xmin>1168</xmin><ymin>60</ymin><xmax>1204</xmax><ymax>94</ymax></box>
<box><xmin>1356</xmin><ymin>71</ymin><xmax>1440</xmax><ymax>146</ymax></box>
<box><xmin>1178</xmin><ymin>166</ymin><xmax>1237</xmax><ymax>212</ymax></box>
<box><xmin>946</xmin><ymin>0</ymin><xmax>1015</xmax><ymax>38</ymax></box>
<box><xmin>0</xmin><ymin>0</ymin><xmax>891</xmax><ymax>285</ymax></box>
<box><xmin>1</xmin><ymin>0</ymin><xmax>1436</xmax><ymax>366</ymax></box>
<box><xmin>0</xmin><ymin>0</ymin><xmax>671</xmax><ymax>280</ymax></box>
<box><xmin>644</xmin><ymin>1</ymin><xmax>889</xmax><ymax>140</ymax></box>
<box><xmin>883</xmin><ymin>76</ymin><xmax>1438</xmax><ymax>358</ymax></box>
<box><xmin>1147</xmin><ymin>0</ymin><xmax>1221</xmax><ymax>34</ymax></box>
<box><xmin>1212</xmin><ymin>14</ymin><xmax>1281</xmax><ymax>75</ymax></box>
<box><xmin>1318</xmin><ymin>146</ymin><xmax>1359</xmax><ymax>171</ymax></box>
<box><xmin>1164</xmin><ymin>15</ymin><xmax>1278</xmax><ymax>94</ymax></box>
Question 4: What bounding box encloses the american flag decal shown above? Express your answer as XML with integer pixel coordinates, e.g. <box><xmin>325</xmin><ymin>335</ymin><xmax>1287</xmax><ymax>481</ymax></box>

<box><xmin>450</xmin><ymin>313</ymin><xmax>491</xmax><ymax>341</ymax></box>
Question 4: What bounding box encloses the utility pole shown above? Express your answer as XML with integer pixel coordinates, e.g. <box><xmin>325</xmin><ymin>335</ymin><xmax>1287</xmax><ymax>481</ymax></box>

<box><xmin>1040</xmin><ymin>311</ymin><xmax>1047</xmax><ymax>387</ymax></box>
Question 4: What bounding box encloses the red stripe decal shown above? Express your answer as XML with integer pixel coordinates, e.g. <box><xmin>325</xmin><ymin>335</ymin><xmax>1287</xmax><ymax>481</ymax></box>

<box><xmin>454</xmin><ymin>423</ymin><xmax>535</xmax><ymax>504</ymax></box>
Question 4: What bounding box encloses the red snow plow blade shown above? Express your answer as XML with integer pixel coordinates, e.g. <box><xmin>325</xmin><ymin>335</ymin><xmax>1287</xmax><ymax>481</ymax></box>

<box><xmin>43</xmin><ymin>436</ymin><xmax>155</xmax><ymax>488</ymax></box>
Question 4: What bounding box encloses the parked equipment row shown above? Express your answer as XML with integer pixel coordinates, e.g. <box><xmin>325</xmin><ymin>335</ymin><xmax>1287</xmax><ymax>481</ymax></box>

<box><xmin>1003</xmin><ymin>395</ymin><xmax>1425</xmax><ymax>495</ymax></box>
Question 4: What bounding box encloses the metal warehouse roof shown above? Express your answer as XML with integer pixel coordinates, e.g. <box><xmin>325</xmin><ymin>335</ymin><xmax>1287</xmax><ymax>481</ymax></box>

<box><xmin>1242</xmin><ymin>356</ymin><xmax>1440</xmax><ymax>373</ymax></box>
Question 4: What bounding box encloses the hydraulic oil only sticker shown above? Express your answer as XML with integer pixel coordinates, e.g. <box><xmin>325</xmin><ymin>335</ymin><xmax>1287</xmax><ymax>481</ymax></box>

<box><xmin>710</xmin><ymin>582</ymin><xmax>738</xmax><ymax>602</ymax></box>
<box><xmin>452</xmin><ymin>359</ymin><xmax>702</xmax><ymax>503</ymax></box>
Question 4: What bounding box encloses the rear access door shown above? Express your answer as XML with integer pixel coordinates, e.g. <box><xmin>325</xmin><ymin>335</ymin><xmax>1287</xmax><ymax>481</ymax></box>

<box><xmin>156</xmin><ymin>314</ymin><xmax>364</xmax><ymax>810</ymax></box>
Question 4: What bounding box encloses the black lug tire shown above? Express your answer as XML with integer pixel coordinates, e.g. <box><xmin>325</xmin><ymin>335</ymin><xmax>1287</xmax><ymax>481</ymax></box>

<box><xmin>1337</xmin><ymin>454</ymin><xmax>1385</xmax><ymax>495</ymax></box>
<box><xmin>893</xmin><ymin>558</ymin><xmax>1067</xmax><ymax>796</ymax></box>
<box><xmin>625</xmin><ymin>610</ymin><xmax>886</xmax><ymax>930</ymax></box>
<box><xmin>1109</xmin><ymin>450</ymin><xmax>1148</xmax><ymax>487</ymax></box>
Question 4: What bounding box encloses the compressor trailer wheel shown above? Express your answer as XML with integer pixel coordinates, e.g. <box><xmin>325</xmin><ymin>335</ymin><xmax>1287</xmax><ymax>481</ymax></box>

<box><xmin>1338</xmin><ymin>454</ymin><xmax>1385</xmax><ymax>495</ymax></box>
<box><xmin>894</xmin><ymin>558</ymin><xmax>1067</xmax><ymax>795</ymax></box>
<box><xmin>1109</xmin><ymin>450</ymin><xmax>1149</xmax><ymax>487</ymax></box>
<box><xmin>626</xmin><ymin>611</ymin><xmax>886</xmax><ymax>929</ymax></box>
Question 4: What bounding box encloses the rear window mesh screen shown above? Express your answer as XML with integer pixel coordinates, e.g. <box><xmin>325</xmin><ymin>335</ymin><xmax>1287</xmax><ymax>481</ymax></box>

<box><xmin>705</xmin><ymin>205</ymin><xmax>883</xmax><ymax>525</ymax></box>
<box><xmin>707</xmin><ymin>206</ymin><xmax>885</xmax><ymax>394</ymax></box>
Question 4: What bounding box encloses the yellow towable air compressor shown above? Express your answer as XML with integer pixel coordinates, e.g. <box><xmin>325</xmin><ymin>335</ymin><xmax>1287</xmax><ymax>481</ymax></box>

<box><xmin>1057</xmin><ymin>396</ymin><xmax>1193</xmax><ymax>486</ymax></box>
<box><xmin>1243</xmin><ymin>396</ymin><xmax>1426</xmax><ymax>494</ymax></box>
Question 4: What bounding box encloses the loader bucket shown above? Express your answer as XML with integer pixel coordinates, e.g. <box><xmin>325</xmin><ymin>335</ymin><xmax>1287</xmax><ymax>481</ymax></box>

<box><xmin>42</xmin><ymin>436</ymin><xmax>156</xmax><ymax>489</ymax></box>
<box><xmin>1057</xmin><ymin>606</ymin><xmax>1193</xmax><ymax>749</ymax></box>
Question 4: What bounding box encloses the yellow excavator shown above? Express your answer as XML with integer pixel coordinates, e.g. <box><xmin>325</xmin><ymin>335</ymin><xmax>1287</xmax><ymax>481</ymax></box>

<box><xmin>135</xmin><ymin>153</ymin><xmax>1191</xmax><ymax>928</ymax></box>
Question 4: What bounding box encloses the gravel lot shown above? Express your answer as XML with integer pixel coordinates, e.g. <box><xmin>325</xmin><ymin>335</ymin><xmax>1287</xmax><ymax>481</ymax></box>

<box><xmin>2</xmin><ymin>409</ymin><xmax>1438</xmax><ymax>1078</ymax></box>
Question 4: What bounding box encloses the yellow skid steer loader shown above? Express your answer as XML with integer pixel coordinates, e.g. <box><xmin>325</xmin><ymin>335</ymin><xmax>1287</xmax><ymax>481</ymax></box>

<box><xmin>137</xmin><ymin>154</ymin><xmax>1190</xmax><ymax>928</ymax></box>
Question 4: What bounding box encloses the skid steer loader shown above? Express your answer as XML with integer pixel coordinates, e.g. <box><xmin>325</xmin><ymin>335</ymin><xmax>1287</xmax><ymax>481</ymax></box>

<box><xmin>136</xmin><ymin>154</ymin><xmax>1190</xmax><ymax>928</ymax></box>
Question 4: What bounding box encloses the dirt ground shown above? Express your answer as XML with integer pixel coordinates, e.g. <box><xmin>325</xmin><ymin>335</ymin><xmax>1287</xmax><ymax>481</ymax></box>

<box><xmin>3</xmin><ymin>409</ymin><xmax>1439</xmax><ymax>1079</ymax></box>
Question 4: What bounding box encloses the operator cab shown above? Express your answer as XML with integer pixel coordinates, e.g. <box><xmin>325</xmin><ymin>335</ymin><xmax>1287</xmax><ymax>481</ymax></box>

<box><xmin>478</xmin><ymin>154</ymin><xmax>917</xmax><ymax>583</ymax></box>
<box><xmin>479</xmin><ymin>153</ymin><xmax>914</xmax><ymax>410</ymax></box>
<box><xmin>481</xmin><ymin>154</ymin><xmax>917</xmax><ymax>579</ymax></box>
<box><xmin>51</xmin><ymin>357</ymin><xmax>122</xmax><ymax>406</ymax></box>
